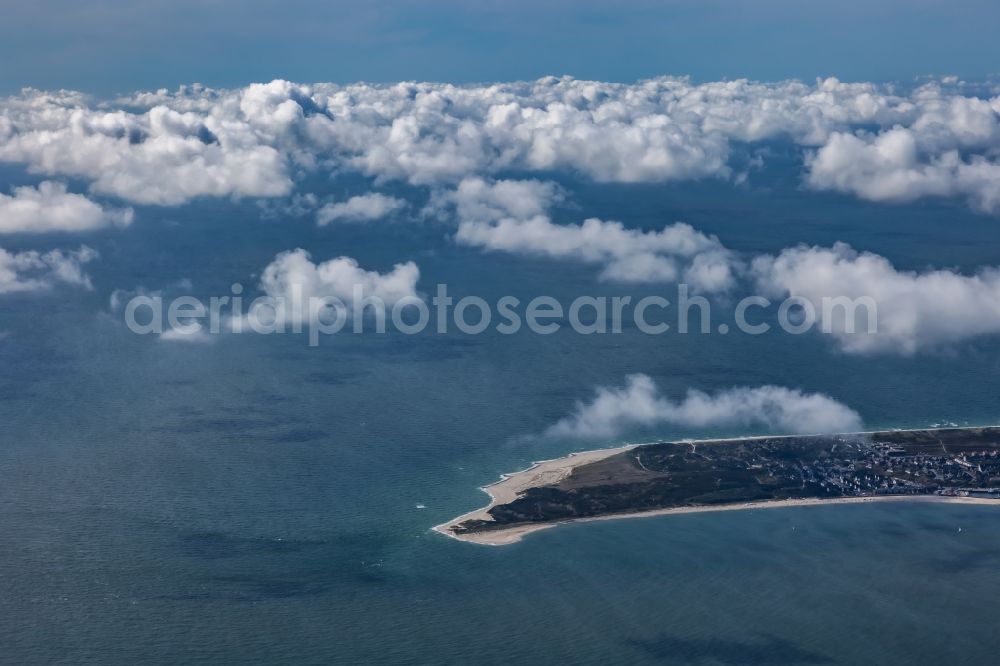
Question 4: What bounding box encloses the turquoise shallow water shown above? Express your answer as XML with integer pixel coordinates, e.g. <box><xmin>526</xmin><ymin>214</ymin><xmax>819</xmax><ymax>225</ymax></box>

<box><xmin>1</xmin><ymin>163</ymin><xmax>999</xmax><ymax>664</ymax></box>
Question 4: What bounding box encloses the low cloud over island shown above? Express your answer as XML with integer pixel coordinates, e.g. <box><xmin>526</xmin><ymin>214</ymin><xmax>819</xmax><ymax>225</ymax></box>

<box><xmin>545</xmin><ymin>374</ymin><xmax>863</xmax><ymax>439</ymax></box>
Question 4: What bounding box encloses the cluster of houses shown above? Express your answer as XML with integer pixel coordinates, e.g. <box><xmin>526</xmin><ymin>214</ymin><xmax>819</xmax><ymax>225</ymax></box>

<box><xmin>713</xmin><ymin>437</ymin><xmax>1000</xmax><ymax>499</ymax></box>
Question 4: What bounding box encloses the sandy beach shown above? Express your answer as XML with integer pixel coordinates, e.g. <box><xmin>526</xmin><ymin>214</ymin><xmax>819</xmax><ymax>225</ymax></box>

<box><xmin>433</xmin><ymin>433</ymin><xmax>1000</xmax><ymax>546</ymax></box>
<box><xmin>432</xmin><ymin>443</ymin><xmax>640</xmax><ymax>545</ymax></box>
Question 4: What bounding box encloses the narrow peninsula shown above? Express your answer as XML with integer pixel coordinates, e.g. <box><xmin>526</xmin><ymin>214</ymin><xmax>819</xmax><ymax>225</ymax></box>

<box><xmin>436</xmin><ymin>427</ymin><xmax>1000</xmax><ymax>545</ymax></box>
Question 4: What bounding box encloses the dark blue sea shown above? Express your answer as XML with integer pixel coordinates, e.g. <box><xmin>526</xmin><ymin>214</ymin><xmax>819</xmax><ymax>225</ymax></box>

<box><xmin>2</xmin><ymin>161</ymin><xmax>1000</xmax><ymax>664</ymax></box>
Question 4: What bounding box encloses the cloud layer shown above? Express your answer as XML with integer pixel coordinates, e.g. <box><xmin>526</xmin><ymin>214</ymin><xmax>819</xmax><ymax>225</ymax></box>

<box><xmin>3</xmin><ymin>77</ymin><xmax>998</xmax><ymax>357</ymax></box>
<box><xmin>1</xmin><ymin>77</ymin><xmax>998</xmax><ymax>210</ymax></box>
<box><xmin>546</xmin><ymin>374</ymin><xmax>863</xmax><ymax>440</ymax></box>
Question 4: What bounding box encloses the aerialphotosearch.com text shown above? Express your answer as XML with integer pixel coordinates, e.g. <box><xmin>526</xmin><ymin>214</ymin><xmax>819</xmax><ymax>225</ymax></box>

<box><xmin>123</xmin><ymin>283</ymin><xmax>879</xmax><ymax>346</ymax></box>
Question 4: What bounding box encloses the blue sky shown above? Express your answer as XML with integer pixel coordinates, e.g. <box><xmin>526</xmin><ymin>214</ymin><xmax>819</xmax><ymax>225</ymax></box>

<box><xmin>3</xmin><ymin>0</ymin><xmax>999</xmax><ymax>94</ymax></box>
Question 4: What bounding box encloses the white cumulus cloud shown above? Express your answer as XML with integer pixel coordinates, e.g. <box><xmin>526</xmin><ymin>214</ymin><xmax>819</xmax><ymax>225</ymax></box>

<box><xmin>428</xmin><ymin>177</ymin><xmax>561</xmax><ymax>224</ymax></box>
<box><xmin>249</xmin><ymin>249</ymin><xmax>421</xmax><ymax>326</ymax></box>
<box><xmin>0</xmin><ymin>181</ymin><xmax>133</xmax><ymax>233</ymax></box>
<box><xmin>0</xmin><ymin>90</ymin><xmax>292</xmax><ymax>205</ymax></box>
<box><xmin>752</xmin><ymin>242</ymin><xmax>1000</xmax><ymax>355</ymax></box>
<box><xmin>0</xmin><ymin>245</ymin><xmax>97</xmax><ymax>293</ymax></box>
<box><xmin>545</xmin><ymin>374</ymin><xmax>863</xmax><ymax>440</ymax></box>
<box><xmin>806</xmin><ymin>129</ymin><xmax>1000</xmax><ymax>212</ymax></box>
<box><xmin>446</xmin><ymin>178</ymin><xmax>738</xmax><ymax>291</ymax></box>
<box><xmin>316</xmin><ymin>193</ymin><xmax>405</xmax><ymax>225</ymax></box>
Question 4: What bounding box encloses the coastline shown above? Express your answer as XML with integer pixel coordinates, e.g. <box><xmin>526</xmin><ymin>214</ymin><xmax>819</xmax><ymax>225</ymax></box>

<box><xmin>433</xmin><ymin>426</ymin><xmax>1000</xmax><ymax>546</ymax></box>
<box><xmin>432</xmin><ymin>442</ymin><xmax>640</xmax><ymax>545</ymax></box>
<box><xmin>437</xmin><ymin>494</ymin><xmax>1000</xmax><ymax>546</ymax></box>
